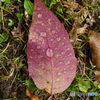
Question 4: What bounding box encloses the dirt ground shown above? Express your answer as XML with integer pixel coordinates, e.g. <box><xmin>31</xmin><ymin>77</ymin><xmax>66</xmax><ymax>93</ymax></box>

<box><xmin>0</xmin><ymin>0</ymin><xmax>100</xmax><ymax>100</ymax></box>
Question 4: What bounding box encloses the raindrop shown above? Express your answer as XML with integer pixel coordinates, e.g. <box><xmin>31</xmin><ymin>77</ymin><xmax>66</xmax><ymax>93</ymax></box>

<box><xmin>50</xmin><ymin>39</ymin><xmax>53</xmax><ymax>41</ymax></box>
<box><xmin>63</xmin><ymin>68</ymin><xmax>66</xmax><ymax>70</ymax></box>
<box><xmin>60</xmin><ymin>85</ymin><xmax>62</xmax><ymax>87</ymax></box>
<box><xmin>57</xmin><ymin>78</ymin><xmax>60</xmax><ymax>81</ymax></box>
<box><xmin>55</xmin><ymin>47</ymin><xmax>57</xmax><ymax>50</ymax></box>
<box><xmin>46</xmin><ymin>48</ymin><xmax>54</xmax><ymax>57</ymax></box>
<box><xmin>64</xmin><ymin>71</ymin><xmax>67</xmax><ymax>73</ymax></box>
<box><xmin>68</xmin><ymin>53</ymin><xmax>72</xmax><ymax>56</ymax></box>
<box><xmin>30</xmin><ymin>28</ymin><xmax>34</xmax><ymax>30</ymax></box>
<box><xmin>30</xmin><ymin>56</ymin><xmax>32</xmax><ymax>58</ymax></box>
<box><xmin>68</xmin><ymin>61</ymin><xmax>70</xmax><ymax>64</ymax></box>
<box><xmin>58</xmin><ymin>72</ymin><xmax>62</xmax><ymax>76</ymax></box>
<box><xmin>48</xmin><ymin>18</ymin><xmax>51</xmax><ymax>21</ymax></box>
<box><xmin>62</xmin><ymin>42</ymin><xmax>64</xmax><ymax>45</ymax></box>
<box><xmin>61</xmin><ymin>52</ymin><xmax>65</xmax><ymax>55</ymax></box>
<box><xmin>31</xmin><ymin>49</ymin><xmax>33</xmax><ymax>51</ymax></box>
<box><xmin>42</xmin><ymin>66</ymin><xmax>44</xmax><ymax>69</ymax></box>
<box><xmin>35</xmin><ymin>82</ymin><xmax>37</xmax><ymax>85</ymax></box>
<box><xmin>40</xmin><ymin>32</ymin><xmax>46</xmax><ymax>37</ymax></box>
<box><xmin>37</xmin><ymin>46</ymin><xmax>40</xmax><ymax>49</ymax></box>
<box><xmin>59</xmin><ymin>62</ymin><xmax>62</xmax><ymax>64</ymax></box>
<box><xmin>33</xmin><ymin>36</ymin><xmax>35</xmax><ymax>38</ymax></box>
<box><xmin>66</xmin><ymin>41</ymin><xmax>68</xmax><ymax>43</ymax></box>
<box><xmin>57</xmin><ymin>37</ymin><xmax>61</xmax><ymax>41</ymax></box>
<box><xmin>42</xmin><ymin>40</ymin><xmax>44</xmax><ymax>44</ymax></box>
<box><xmin>67</xmin><ymin>48</ymin><xmax>70</xmax><ymax>50</ymax></box>
<box><xmin>37</xmin><ymin>7</ymin><xmax>40</xmax><ymax>10</ymax></box>
<box><xmin>52</xmin><ymin>30</ymin><xmax>56</xmax><ymax>34</ymax></box>
<box><xmin>37</xmin><ymin>14</ymin><xmax>42</xmax><ymax>18</ymax></box>
<box><xmin>32</xmin><ymin>39</ymin><xmax>36</xmax><ymax>42</ymax></box>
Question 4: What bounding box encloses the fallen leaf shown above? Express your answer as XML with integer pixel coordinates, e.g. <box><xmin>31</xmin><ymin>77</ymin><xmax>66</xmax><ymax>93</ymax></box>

<box><xmin>11</xmin><ymin>27</ymin><xmax>24</xmax><ymax>41</ymax></box>
<box><xmin>26</xmin><ymin>87</ymin><xmax>40</xmax><ymax>100</ymax></box>
<box><xmin>76</xmin><ymin>24</ymin><xmax>88</xmax><ymax>34</ymax></box>
<box><xmin>27</xmin><ymin>0</ymin><xmax>77</xmax><ymax>99</ymax></box>
<box><xmin>86</xmin><ymin>15</ymin><xmax>96</xmax><ymax>26</ymax></box>
<box><xmin>89</xmin><ymin>30</ymin><xmax>100</xmax><ymax>70</ymax></box>
<box><xmin>26</xmin><ymin>87</ymin><xmax>33</xmax><ymax>97</ymax></box>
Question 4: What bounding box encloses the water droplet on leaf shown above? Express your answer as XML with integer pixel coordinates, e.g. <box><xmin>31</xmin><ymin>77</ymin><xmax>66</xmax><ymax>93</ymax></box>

<box><xmin>46</xmin><ymin>48</ymin><xmax>54</xmax><ymax>57</ymax></box>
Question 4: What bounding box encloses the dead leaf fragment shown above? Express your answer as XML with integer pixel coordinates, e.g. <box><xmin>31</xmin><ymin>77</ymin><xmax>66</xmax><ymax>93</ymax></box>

<box><xmin>76</xmin><ymin>24</ymin><xmax>88</xmax><ymax>34</ymax></box>
<box><xmin>89</xmin><ymin>30</ymin><xmax>100</xmax><ymax>70</ymax></box>
<box><xmin>11</xmin><ymin>27</ymin><xmax>24</xmax><ymax>42</ymax></box>
<box><xmin>26</xmin><ymin>87</ymin><xmax>41</xmax><ymax>100</ymax></box>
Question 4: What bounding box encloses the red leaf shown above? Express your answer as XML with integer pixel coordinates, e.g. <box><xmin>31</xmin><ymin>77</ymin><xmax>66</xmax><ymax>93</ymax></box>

<box><xmin>27</xmin><ymin>0</ymin><xmax>77</xmax><ymax>98</ymax></box>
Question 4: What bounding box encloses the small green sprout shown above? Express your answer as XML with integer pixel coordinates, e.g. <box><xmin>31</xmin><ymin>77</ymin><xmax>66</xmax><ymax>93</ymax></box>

<box><xmin>17</xmin><ymin>13</ymin><xmax>23</xmax><ymax>21</ymax></box>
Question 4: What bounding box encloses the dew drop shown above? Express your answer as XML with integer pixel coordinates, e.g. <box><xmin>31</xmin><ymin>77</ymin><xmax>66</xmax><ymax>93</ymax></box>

<box><xmin>37</xmin><ymin>7</ymin><xmax>40</xmax><ymax>10</ymax></box>
<box><xmin>68</xmin><ymin>53</ymin><xmax>72</xmax><ymax>56</ymax></box>
<box><xmin>50</xmin><ymin>39</ymin><xmax>53</xmax><ymax>41</ymax></box>
<box><xmin>58</xmin><ymin>72</ymin><xmax>62</xmax><ymax>76</ymax></box>
<box><xmin>48</xmin><ymin>18</ymin><xmax>51</xmax><ymax>21</ymax></box>
<box><xmin>31</xmin><ymin>49</ymin><xmax>33</xmax><ymax>51</ymax></box>
<box><xmin>37</xmin><ymin>46</ymin><xmax>40</xmax><ymax>49</ymax></box>
<box><xmin>63</xmin><ymin>79</ymin><xmax>65</xmax><ymax>80</ymax></box>
<box><xmin>61</xmin><ymin>52</ymin><xmax>65</xmax><ymax>55</ymax></box>
<box><xmin>35</xmin><ymin>82</ymin><xmax>37</xmax><ymax>85</ymax></box>
<box><xmin>42</xmin><ymin>66</ymin><xmax>44</xmax><ymax>69</ymax></box>
<box><xmin>68</xmin><ymin>61</ymin><xmax>70</xmax><ymax>64</ymax></box>
<box><xmin>64</xmin><ymin>71</ymin><xmax>67</xmax><ymax>73</ymax></box>
<box><xmin>63</xmin><ymin>68</ymin><xmax>66</xmax><ymax>70</ymax></box>
<box><xmin>30</xmin><ymin>56</ymin><xmax>32</xmax><ymax>58</ymax></box>
<box><xmin>30</xmin><ymin>28</ymin><xmax>34</xmax><ymax>31</ymax></box>
<box><xmin>42</xmin><ymin>40</ymin><xmax>44</xmax><ymax>44</ymax></box>
<box><xmin>52</xmin><ymin>30</ymin><xmax>56</xmax><ymax>34</ymax></box>
<box><xmin>37</xmin><ymin>14</ymin><xmax>42</xmax><ymax>18</ymax></box>
<box><xmin>32</xmin><ymin>39</ymin><xmax>36</xmax><ymax>42</ymax></box>
<box><xmin>33</xmin><ymin>36</ymin><xmax>35</xmax><ymax>38</ymax></box>
<box><xmin>57</xmin><ymin>78</ymin><xmax>60</xmax><ymax>81</ymax></box>
<box><xmin>60</xmin><ymin>85</ymin><xmax>62</xmax><ymax>87</ymax></box>
<box><xmin>55</xmin><ymin>47</ymin><xmax>57</xmax><ymax>50</ymax></box>
<box><xmin>59</xmin><ymin>62</ymin><xmax>62</xmax><ymax>64</ymax></box>
<box><xmin>67</xmin><ymin>48</ymin><xmax>70</xmax><ymax>50</ymax></box>
<box><xmin>62</xmin><ymin>42</ymin><xmax>64</xmax><ymax>45</ymax></box>
<box><xmin>57</xmin><ymin>37</ymin><xmax>61</xmax><ymax>41</ymax></box>
<box><xmin>46</xmin><ymin>48</ymin><xmax>54</xmax><ymax>57</ymax></box>
<box><xmin>40</xmin><ymin>32</ymin><xmax>46</xmax><ymax>37</ymax></box>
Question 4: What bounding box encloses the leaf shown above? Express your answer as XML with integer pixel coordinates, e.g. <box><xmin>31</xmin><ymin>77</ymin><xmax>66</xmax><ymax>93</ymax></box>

<box><xmin>89</xmin><ymin>30</ymin><xmax>100</xmax><ymax>70</ymax></box>
<box><xmin>26</xmin><ymin>87</ymin><xmax>41</xmax><ymax>100</ymax></box>
<box><xmin>27</xmin><ymin>0</ymin><xmax>77</xmax><ymax>98</ymax></box>
<box><xmin>1</xmin><ymin>0</ymin><xmax>10</xmax><ymax>3</ymax></box>
<box><xmin>0</xmin><ymin>14</ymin><xmax>2</xmax><ymax>21</ymax></box>
<box><xmin>8</xmin><ymin>19</ymin><xmax>14</xmax><ymax>26</ymax></box>
<box><xmin>17</xmin><ymin>13</ymin><xmax>23</xmax><ymax>21</ymax></box>
<box><xmin>0</xmin><ymin>32</ymin><xmax>9</xmax><ymax>43</ymax></box>
<box><xmin>78</xmin><ymin>80</ymin><xmax>91</xmax><ymax>93</ymax></box>
<box><xmin>24</xmin><ymin>0</ymin><xmax>34</xmax><ymax>15</ymax></box>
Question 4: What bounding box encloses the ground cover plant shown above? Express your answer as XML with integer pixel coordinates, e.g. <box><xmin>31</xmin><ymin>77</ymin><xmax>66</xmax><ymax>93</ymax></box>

<box><xmin>0</xmin><ymin>0</ymin><xmax>100</xmax><ymax>100</ymax></box>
